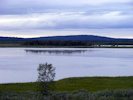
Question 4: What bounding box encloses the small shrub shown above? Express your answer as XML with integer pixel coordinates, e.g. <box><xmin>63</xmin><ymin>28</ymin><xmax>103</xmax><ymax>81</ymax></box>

<box><xmin>0</xmin><ymin>89</ymin><xmax>133</xmax><ymax>100</ymax></box>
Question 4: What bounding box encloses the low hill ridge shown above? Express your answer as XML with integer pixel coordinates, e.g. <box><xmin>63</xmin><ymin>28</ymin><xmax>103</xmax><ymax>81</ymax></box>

<box><xmin>0</xmin><ymin>35</ymin><xmax>133</xmax><ymax>41</ymax></box>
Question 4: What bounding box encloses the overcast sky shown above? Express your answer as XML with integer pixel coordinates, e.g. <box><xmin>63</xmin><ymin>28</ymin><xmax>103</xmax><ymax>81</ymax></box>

<box><xmin>0</xmin><ymin>0</ymin><xmax>133</xmax><ymax>38</ymax></box>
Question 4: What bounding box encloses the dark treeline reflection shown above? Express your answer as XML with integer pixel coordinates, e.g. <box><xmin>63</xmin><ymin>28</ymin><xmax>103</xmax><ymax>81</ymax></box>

<box><xmin>25</xmin><ymin>50</ymin><xmax>88</xmax><ymax>54</ymax></box>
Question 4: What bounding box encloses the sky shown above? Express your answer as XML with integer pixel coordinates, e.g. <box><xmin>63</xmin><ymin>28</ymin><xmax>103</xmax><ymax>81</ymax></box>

<box><xmin>0</xmin><ymin>0</ymin><xmax>133</xmax><ymax>38</ymax></box>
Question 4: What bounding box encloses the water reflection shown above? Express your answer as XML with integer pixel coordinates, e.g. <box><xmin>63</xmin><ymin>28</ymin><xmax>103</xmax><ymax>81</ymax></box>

<box><xmin>25</xmin><ymin>49</ymin><xmax>88</xmax><ymax>54</ymax></box>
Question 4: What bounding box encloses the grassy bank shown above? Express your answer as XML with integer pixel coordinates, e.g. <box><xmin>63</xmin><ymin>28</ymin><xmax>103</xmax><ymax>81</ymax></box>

<box><xmin>1</xmin><ymin>77</ymin><xmax>133</xmax><ymax>100</ymax></box>
<box><xmin>56</xmin><ymin>77</ymin><xmax>133</xmax><ymax>93</ymax></box>
<box><xmin>0</xmin><ymin>77</ymin><xmax>133</xmax><ymax>93</ymax></box>
<box><xmin>0</xmin><ymin>44</ymin><xmax>21</xmax><ymax>47</ymax></box>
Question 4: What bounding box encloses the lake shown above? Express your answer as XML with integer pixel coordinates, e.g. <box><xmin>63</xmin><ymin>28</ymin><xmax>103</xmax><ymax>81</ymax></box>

<box><xmin>0</xmin><ymin>48</ymin><xmax>132</xmax><ymax>83</ymax></box>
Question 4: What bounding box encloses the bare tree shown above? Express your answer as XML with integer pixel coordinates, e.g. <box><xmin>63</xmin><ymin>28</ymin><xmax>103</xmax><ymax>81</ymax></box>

<box><xmin>37</xmin><ymin>62</ymin><xmax>56</xmax><ymax>99</ymax></box>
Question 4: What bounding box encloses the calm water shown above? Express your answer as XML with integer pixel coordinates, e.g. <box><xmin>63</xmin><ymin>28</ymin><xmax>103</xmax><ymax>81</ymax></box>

<box><xmin>0</xmin><ymin>48</ymin><xmax>133</xmax><ymax>83</ymax></box>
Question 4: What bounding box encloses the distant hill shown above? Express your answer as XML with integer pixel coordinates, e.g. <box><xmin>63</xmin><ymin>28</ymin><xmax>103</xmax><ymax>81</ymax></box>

<box><xmin>0</xmin><ymin>37</ymin><xmax>24</xmax><ymax>41</ymax></box>
<box><xmin>34</xmin><ymin>35</ymin><xmax>133</xmax><ymax>41</ymax></box>
<box><xmin>0</xmin><ymin>35</ymin><xmax>133</xmax><ymax>41</ymax></box>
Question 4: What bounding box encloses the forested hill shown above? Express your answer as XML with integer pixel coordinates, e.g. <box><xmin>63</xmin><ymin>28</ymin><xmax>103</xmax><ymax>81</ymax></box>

<box><xmin>33</xmin><ymin>35</ymin><xmax>115</xmax><ymax>41</ymax></box>
<box><xmin>0</xmin><ymin>35</ymin><xmax>133</xmax><ymax>41</ymax></box>
<box><xmin>36</xmin><ymin>35</ymin><xmax>133</xmax><ymax>41</ymax></box>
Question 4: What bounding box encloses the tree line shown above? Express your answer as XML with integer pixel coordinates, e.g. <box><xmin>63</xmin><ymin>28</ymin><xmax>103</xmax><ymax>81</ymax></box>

<box><xmin>22</xmin><ymin>40</ymin><xmax>133</xmax><ymax>46</ymax></box>
<box><xmin>22</xmin><ymin>40</ymin><xmax>87</xmax><ymax>46</ymax></box>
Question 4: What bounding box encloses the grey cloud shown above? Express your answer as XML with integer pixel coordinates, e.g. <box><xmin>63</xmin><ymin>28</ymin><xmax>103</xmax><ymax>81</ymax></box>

<box><xmin>0</xmin><ymin>0</ymin><xmax>133</xmax><ymax>31</ymax></box>
<box><xmin>0</xmin><ymin>11</ymin><xmax>133</xmax><ymax>31</ymax></box>
<box><xmin>0</xmin><ymin>0</ymin><xmax>132</xmax><ymax>15</ymax></box>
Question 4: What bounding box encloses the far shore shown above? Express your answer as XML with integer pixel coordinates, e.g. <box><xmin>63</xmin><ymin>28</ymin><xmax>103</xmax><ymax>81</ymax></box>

<box><xmin>0</xmin><ymin>44</ymin><xmax>133</xmax><ymax>48</ymax></box>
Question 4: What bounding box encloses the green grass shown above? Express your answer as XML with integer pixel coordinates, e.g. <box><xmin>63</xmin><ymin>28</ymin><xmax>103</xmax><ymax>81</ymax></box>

<box><xmin>0</xmin><ymin>44</ymin><xmax>21</xmax><ymax>47</ymax></box>
<box><xmin>0</xmin><ymin>77</ymin><xmax>133</xmax><ymax>93</ymax></box>
<box><xmin>56</xmin><ymin>77</ymin><xmax>133</xmax><ymax>93</ymax></box>
<box><xmin>0</xmin><ymin>82</ymin><xmax>37</xmax><ymax>92</ymax></box>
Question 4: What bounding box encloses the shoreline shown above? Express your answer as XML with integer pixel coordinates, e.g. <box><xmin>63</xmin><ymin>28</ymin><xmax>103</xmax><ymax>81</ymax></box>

<box><xmin>0</xmin><ymin>45</ymin><xmax>133</xmax><ymax>48</ymax></box>
<box><xmin>0</xmin><ymin>76</ymin><xmax>132</xmax><ymax>84</ymax></box>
